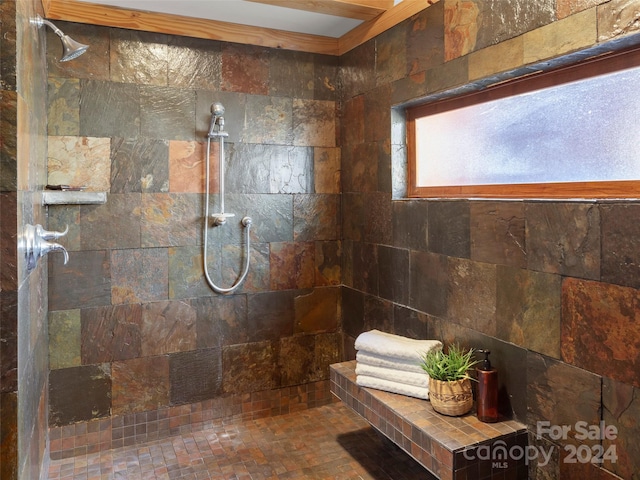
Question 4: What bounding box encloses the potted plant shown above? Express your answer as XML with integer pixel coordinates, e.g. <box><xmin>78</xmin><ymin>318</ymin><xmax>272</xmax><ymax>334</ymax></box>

<box><xmin>420</xmin><ymin>344</ymin><xmax>478</xmax><ymax>416</ymax></box>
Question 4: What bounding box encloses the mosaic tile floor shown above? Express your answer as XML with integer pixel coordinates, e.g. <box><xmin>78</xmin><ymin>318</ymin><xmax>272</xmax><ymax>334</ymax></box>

<box><xmin>47</xmin><ymin>402</ymin><xmax>434</xmax><ymax>480</ymax></box>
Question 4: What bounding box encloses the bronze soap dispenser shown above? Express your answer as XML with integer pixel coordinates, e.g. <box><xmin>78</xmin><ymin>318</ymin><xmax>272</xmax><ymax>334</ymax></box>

<box><xmin>476</xmin><ymin>349</ymin><xmax>498</xmax><ymax>423</ymax></box>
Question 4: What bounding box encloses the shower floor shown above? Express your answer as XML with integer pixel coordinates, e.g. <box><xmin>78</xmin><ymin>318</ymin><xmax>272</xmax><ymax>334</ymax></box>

<box><xmin>47</xmin><ymin>401</ymin><xmax>434</xmax><ymax>480</ymax></box>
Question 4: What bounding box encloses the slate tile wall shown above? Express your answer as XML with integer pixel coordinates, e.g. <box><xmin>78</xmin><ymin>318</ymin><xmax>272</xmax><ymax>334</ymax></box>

<box><xmin>340</xmin><ymin>0</ymin><xmax>640</xmax><ymax>478</ymax></box>
<box><xmin>46</xmin><ymin>21</ymin><xmax>342</xmax><ymax>436</ymax></box>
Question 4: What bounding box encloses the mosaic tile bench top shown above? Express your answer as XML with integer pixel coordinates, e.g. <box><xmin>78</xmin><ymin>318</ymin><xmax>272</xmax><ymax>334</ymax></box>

<box><xmin>330</xmin><ymin>361</ymin><xmax>528</xmax><ymax>480</ymax></box>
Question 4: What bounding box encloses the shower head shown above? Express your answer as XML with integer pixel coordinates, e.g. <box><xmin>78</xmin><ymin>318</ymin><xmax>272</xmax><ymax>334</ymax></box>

<box><xmin>32</xmin><ymin>16</ymin><xmax>89</xmax><ymax>62</ymax></box>
<box><xmin>211</xmin><ymin>102</ymin><xmax>225</xmax><ymax>117</ymax></box>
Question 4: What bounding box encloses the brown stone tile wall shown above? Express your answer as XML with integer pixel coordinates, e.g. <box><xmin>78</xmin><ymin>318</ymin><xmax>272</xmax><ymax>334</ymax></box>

<box><xmin>45</xmin><ymin>19</ymin><xmax>342</xmax><ymax>444</ymax></box>
<box><xmin>340</xmin><ymin>1</ymin><xmax>640</xmax><ymax>479</ymax></box>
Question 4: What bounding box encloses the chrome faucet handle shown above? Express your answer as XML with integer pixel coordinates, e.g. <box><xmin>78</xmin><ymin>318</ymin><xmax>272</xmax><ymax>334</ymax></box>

<box><xmin>41</xmin><ymin>240</ymin><xmax>69</xmax><ymax>265</ymax></box>
<box><xmin>36</xmin><ymin>224</ymin><xmax>68</xmax><ymax>241</ymax></box>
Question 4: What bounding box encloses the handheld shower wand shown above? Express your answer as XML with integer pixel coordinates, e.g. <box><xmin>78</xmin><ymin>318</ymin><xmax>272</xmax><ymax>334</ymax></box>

<box><xmin>203</xmin><ymin>102</ymin><xmax>252</xmax><ymax>294</ymax></box>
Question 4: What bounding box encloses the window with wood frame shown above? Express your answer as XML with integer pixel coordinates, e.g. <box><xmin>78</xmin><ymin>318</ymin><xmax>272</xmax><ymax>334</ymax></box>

<box><xmin>407</xmin><ymin>46</ymin><xmax>640</xmax><ymax>199</ymax></box>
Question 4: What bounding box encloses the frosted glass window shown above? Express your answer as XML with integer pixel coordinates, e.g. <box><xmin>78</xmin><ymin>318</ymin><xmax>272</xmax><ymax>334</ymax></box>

<box><xmin>414</xmin><ymin>65</ymin><xmax>640</xmax><ymax>188</ymax></box>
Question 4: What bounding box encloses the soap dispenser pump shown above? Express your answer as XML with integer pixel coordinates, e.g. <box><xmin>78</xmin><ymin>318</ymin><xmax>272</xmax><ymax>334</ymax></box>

<box><xmin>476</xmin><ymin>349</ymin><xmax>498</xmax><ymax>423</ymax></box>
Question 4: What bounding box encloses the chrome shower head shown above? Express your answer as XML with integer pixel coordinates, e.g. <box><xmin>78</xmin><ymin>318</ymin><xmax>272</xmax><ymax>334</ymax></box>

<box><xmin>32</xmin><ymin>15</ymin><xmax>89</xmax><ymax>62</ymax></box>
<box><xmin>211</xmin><ymin>102</ymin><xmax>225</xmax><ymax>117</ymax></box>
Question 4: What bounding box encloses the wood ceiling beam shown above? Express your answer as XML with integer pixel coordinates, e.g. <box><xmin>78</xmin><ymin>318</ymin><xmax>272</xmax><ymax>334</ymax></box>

<box><xmin>245</xmin><ymin>0</ymin><xmax>394</xmax><ymax>21</ymax></box>
<box><xmin>42</xmin><ymin>0</ymin><xmax>339</xmax><ymax>55</ymax></box>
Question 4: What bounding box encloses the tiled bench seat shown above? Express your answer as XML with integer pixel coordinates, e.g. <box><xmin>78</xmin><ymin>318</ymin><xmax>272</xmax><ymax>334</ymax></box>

<box><xmin>330</xmin><ymin>361</ymin><xmax>528</xmax><ymax>480</ymax></box>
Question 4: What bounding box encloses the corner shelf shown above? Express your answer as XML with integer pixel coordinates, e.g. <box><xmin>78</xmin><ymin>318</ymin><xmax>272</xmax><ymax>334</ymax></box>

<box><xmin>42</xmin><ymin>191</ymin><xmax>107</xmax><ymax>205</ymax></box>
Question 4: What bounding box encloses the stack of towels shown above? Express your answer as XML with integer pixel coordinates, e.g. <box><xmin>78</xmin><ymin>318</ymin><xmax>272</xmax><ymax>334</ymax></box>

<box><xmin>355</xmin><ymin>329</ymin><xmax>442</xmax><ymax>400</ymax></box>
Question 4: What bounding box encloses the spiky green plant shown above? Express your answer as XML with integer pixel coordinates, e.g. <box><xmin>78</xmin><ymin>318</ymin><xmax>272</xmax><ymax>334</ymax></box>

<box><xmin>420</xmin><ymin>344</ymin><xmax>479</xmax><ymax>382</ymax></box>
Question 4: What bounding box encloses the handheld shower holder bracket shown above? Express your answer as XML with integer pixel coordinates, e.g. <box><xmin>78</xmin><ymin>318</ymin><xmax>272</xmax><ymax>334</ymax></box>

<box><xmin>211</xmin><ymin>212</ymin><xmax>235</xmax><ymax>226</ymax></box>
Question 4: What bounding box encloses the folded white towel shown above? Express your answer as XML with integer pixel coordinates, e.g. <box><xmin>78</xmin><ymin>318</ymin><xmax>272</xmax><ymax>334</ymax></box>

<box><xmin>355</xmin><ymin>362</ymin><xmax>428</xmax><ymax>388</ymax></box>
<box><xmin>356</xmin><ymin>351</ymin><xmax>424</xmax><ymax>374</ymax></box>
<box><xmin>356</xmin><ymin>375</ymin><xmax>429</xmax><ymax>400</ymax></box>
<box><xmin>354</xmin><ymin>330</ymin><xmax>442</xmax><ymax>363</ymax></box>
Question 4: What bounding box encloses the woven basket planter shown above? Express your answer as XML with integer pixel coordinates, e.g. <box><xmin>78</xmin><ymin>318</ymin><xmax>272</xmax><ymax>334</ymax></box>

<box><xmin>428</xmin><ymin>377</ymin><xmax>473</xmax><ymax>416</ymax></box>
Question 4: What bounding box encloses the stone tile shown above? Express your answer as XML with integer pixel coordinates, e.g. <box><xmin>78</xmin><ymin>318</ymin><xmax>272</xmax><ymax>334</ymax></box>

<box><xmin>0</xmin><ymin>291</ymin><xmax>17</xmax><ymax>393</ymax></box>
<box><xmin>48</xmin><ymin>250</ymin><xmax>111</xmax><ymax>311</ymax></box>
<box><xmin>47</xmin><ymin>77</ymin><xmax>80</xmax><ymax>136</ymax></box>
<box><xmin>270</xmin><ymin>242</ymin><xmax>315</xmax><ymax>290</ymax></box>
<box><xmin>562</xmin><ymin>278</ymin><xmax>640</xmax><ymax>387</ymax></box>
<box><xmin>112</xmin><ymin>356</ymin><xmax>170</xmax><ymax>415</ymax></box>
<box><xmin>0</xmin><ymin>91</ymin><xmax>17</xmax><ymax>191</ymax></box>
<box><xmin>110</xmin><ymin>29</ymin><xmax>168</xmax><ymax>86</ymax></box>
<box><xmin>193</xmin><ymin>295</ymin><xmax>248</xmax><ymax>348</ymax></box>
<box><xmin>341</xmin><ymin>95</ymin><xmax>364</xmax><ymax>146</ymax></box>
<box><xmin>342</xmin><ymin>287</ymin><xmax>365</xmax><ymax>338</ymax></box>
<box><xmin>279</xmin><ymin>333</ymin><xmax>340</xmax><ymax>386</ymax></box>
<box><xmin>375</xmin><ymin>24</ymin><xmax>407</xmax><ymax>86</ymax></box>
<box><xmin>363</xmin><ymin>85</ymin><xmax>391</xmax><ymax>144</ymax></box>
<box><xmin>391</xmin><ymin>71</ymin><xmax>428</xmax><ymax>105</ymax></box>
<box><xmin>352</xmin><ymin>242</ymin><xmax>378</xmax><ymax>295</ymax></box>
<box><xmin>224</xmin><ymin>143</ymin><xmax>270</xmax><ymax>194</ymax></box>
<box><xmin>496</xmin><ymin>266</ymin><xmax>562</xmax><ymax>358</ymax></box>
<box><xmin>111</xmin><ymin>137</ymin><xmax>169</xmax><ymax>194</ymax></box>
<box><xmin>47</xmin><ymin>136</ymin><xmax>111</xmax><ymax>192</ymax></box>
<box><xmin>169</xmin><ymin>347</ymin><xmax>222</xmax><ymax>404</ymax></box>
<box><xmin>293</xmin><ymin>194</ymin><xmax>340</xmax><ymax>242</ymax></box>
<box><xmin>392</xmin><ymin>200</ymin><xmax>429</xmax><ymax>251</ymax></box>
<box><xmin>141</xmin><ymin>300</ymin><xmax>196</xmax><ymax>356</ymax></box>
<box><xmin>314</xmin><ymin>54</ymin><xmax>338</xmax><ymax>101</ymax></box>
<box><xmin>167</xmin><ymin>36</ymin><xmax>221</xmax><ymax>90</ymax></box>
<box><xmin>247</xmin><ymin>291</ymin><xmax>295</xmax><ymax>342</ymax></box>
<box><xmin>364</xmin><ymin>295</ymin><xmax>393</xmax><ymax>333</ymax></box>
<box><xmin>221</xmin><ymin>43</ymin><xmax>269</xmax><ymax>95</ymax></box>
<box><xmin>340</xmin><ymin>41</ymin><xmax>376</xmax><ymax>99</ymax></box>
<box><xmin>342</xmin><ymin>142</ymin><xmax>379</xmax><ymax>193</ymax></box>
<box><xmin>244</xmin><ymin>95</ymin><xmax>293</xmax><ymax>145</ymax></box>
<box><xmin>168</xmin><ymin>140</ymin><xmax>214</xmax><ymax>194</ymax></box>
<box><xmin>80</xmin><ymin>194</ymin><xmax>141</xmax><ymax>250</ymax></box>
<box><xmin>141</xmin><ymin>193</ymin><xmax>201</xmax><ymax>248</ymax></box>
<box><xmin>294</xmin><ymin>287</ymin><xmax>339</xmax><ymax>334</ymax></box>
<box><xmin>444</xmin><ymin>0</ymin><xmax>481</xmax><ymax>61</ymax></box>
<box><xmin>409</xmin><ymin>250</ymin><xmax>448</xmax><ymax>317</ymax></box>
<box><xmin>49</xmin><ymin>364</ymin><xmax>111</xmax><ymax>426</ymax></box>
<box><xmin>49</xmin><ymin>310</ymin><xmax>81</xmax><ymax>370</ymax></box>
<box><xmin>526</xmin><ymin>202</ymin><xmax>600</xmax><ymax>279</ymax></box>
<box><xmin>602</xmin><ymin>377</ymin><xmax>640</xmax><ymax>478</ymax></box>
<box><xmin>447</xmin><ymin>257</ymin><xmax>497</xmax><ymax>335</ymax></box>
<box><xmin>407</xmin><ymin>3</ymin><xmax>445</xmax><ymax>75</ymax></box>
<box><xmin>110</xmin><ymin>248</ymin><xmax>168</xmax><ymax>304</ymax></box>
<box><xmin>0</xmin><ymin>1</ymin><xmax>17</xmax><ymax>90</ymax></box>
<box><xmin>315</xmin><ymin>240</ymin><xmax>341</xmax><ymax>287</ymax></box>
<box><xmin>140</xmin><ymin>85</ymin><xmax>196</xmax><ymax>141</ymax></box>
<box><xmin>428</xmin><ymin>200</ymin><xmax>470</xmax><ymax>258</ymax></box>
<box><xmin>597</xmin><ymin>0</ymin><xmax>640</xmax><ymax>41</ymax></box>
<box><xmin>523</xmin><ymin>8</ymin><xmax>597</xmax><ymax>64</ymax></box>
<box><xmin>365</xmin><ymin>192</ymin><xmax>392</xmax><ymax>245</ymax></box>
<box><xmin>269</xmin><ymin>49</ymin><xmax>315</xmax><ymax>99</ymax></box>
<box><xmin>470</xmin><ymin>201</ymin><xmax>526</xmax><ymax>268</ymax></box>
<box><xmin>293</xmin><ymin>99</ymin><xmax>335</xmax><ymax>147</ymax></box>
<box><xmin>168</xmin><ymin>246</ymin><xmax>213</xmax><ymax>299</ymax></box>
<box><xmin>601</xmin><ymin>203</ymin><xmax>640</xmax><ymax>288</ymax></box>
<box><xmin>79</xmin><ymin>80</ymin><xmax>140</xmax><ymax>138</ymax></box>
<box><xmin>378</xmin><ymin>245</ymin><xmax>409</xmax><ymax>306</ymax></box>
<box><xmin>558</xmin><ymin>0</ymin><xmax>606</xmax><ymax>19</ymax></box>
<box><xmin>314</xmin><ymin>147</ymin><xmax>340</xmax><ymax>194</ymax></box>
<box><xmin>425</xmin><ymin>54</ymin><xmax>469</xmax><ymax>93</ymax></box>
<box><xmin>527</xmin><ymin>351</ymin><xmax>601</xmax><ymax>446</ymax></box>
<box><xmin>81</xmin><ymin>304</ymin><xmax>142</xmax><ymax>363</ymax></box>
<box><xmin>0</xmin><ymin>391</ymin><xmax>17</xmax><ymax>479</ymax></box>
<box><xmin>469</xmin><ymin>35</ymin><xmax>524</xmax><ymax>81</ymax></box>
<box><xmin>393</xmin><ymin>306</ymin><xmax>429</xmax><ymax>340</ymax></box>
<box><xmin>222</xmin><ymin>341</ymin><xmax>277</xmax><ymax>394</ymax></box>
<box><xmin>0</xmin><ymin>193</ymin><xmax>17</xmax><ymax>290</ymax></box>
<box><xmin>269</xmin><ymin>146</ymin><xmax>313</xmax><ymax>194</ymax></box>
<box><xmin>342</xmin><ymin>193</ymin><xmax>365</xmax><ymax>242</ymax></box>
<box><xmin>475</xmin><ymin>0</ymin><xmax>555</xmax><ymax>51</ymax></box>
